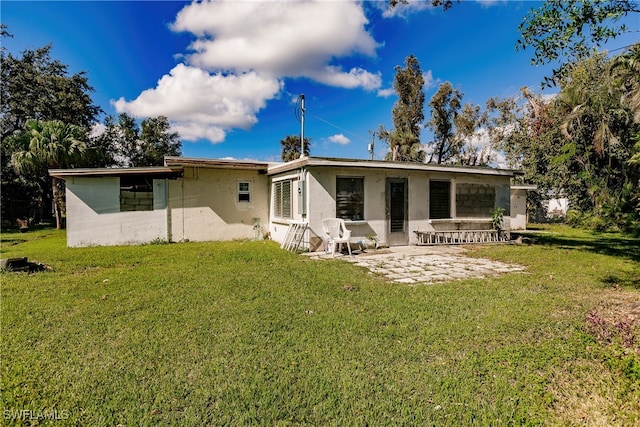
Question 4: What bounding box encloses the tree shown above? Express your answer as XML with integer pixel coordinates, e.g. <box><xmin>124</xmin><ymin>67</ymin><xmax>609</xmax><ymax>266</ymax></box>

<box><xmin>390</xmin><ymin>0</ymin><xmax>638</xmax><ymax>87</ymax></box>
<box><xmin>517</xmin><ymin>0</ymin><xmax>640</xmax><ymax>86</ymax></box>
<box><xmin>11</xmin><ymin>120</ymin><xmax>87</xmax><ymax>229</ymax></box>
<box><xmin>426</xmin><ymin>83</ymin><xmax>491</xmax><ymax>165</ymax></box>
<box><xmin>378</xmin><ymin>55</ymin><xmax>426</xmax><ymax>162</ymax></box>
<box><xmin>1</xmin><ymin>130</ymin><xmax>43</xmax><ymax>223</ymax></box>
<box><xmin>486</xmin><ymin>88</ymin><xmax>567</xmax><ymax>220</ymax></box>
<box><xmin>92</xmin><ymin>113</ymin><xmax>182</xmax><ymax>167</ymax></box>
<box><xmin>486</xmin><ymin>47</ymin><xmax>640</xmax><ymax>232</ymax></box>
<box><xmin>280</xmin><ymin>135</ymin><xmax>310</xmax><ymax>162</ymax></box>
<box><xmin>1</xmin><ymin>43</ymin><xmax>101</xmax><ymax>140</ymax></box>
<box><xmin>452</xmin><ymin>103</ymin><xmax>492</xmax><ymax>166</ymax></box>
<box><xmin>1</xmin><ymin>30</ymin><xmax>101</xmax><ymax>223</ymax></box>
<box><xmin>610</xmin><ymin>42</ymin><xmax>640</xmax><ymax>124</ymax></box>
<box><xmin>138</xmin><ymin>116</ymin><xmax>182</xmax><ymax>166</ymax></box>
<box><xmin>425</xmin><ymin>82</ymin><xmax>462</xmax><ymax>164</ymax></box>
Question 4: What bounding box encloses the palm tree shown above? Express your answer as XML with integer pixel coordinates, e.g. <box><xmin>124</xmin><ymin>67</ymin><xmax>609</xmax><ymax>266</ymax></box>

<box><xmin>610</xmin><ymin>42</ymin><xmax>640</xmax><ymax>124</ymax></box>
<box><xmin>11</xmin><ymin>119</ymin><xmax>87</xmax><ymax>229</ymax></box>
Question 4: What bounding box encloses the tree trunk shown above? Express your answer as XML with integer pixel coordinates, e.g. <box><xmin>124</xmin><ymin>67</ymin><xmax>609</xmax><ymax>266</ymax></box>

<box><xmin>51</xmin><ymin>176</ymin><xmax>64</xmax><ymax>229</ymax></box>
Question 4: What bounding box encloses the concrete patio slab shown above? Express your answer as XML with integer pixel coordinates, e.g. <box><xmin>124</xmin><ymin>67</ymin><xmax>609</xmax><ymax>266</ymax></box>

<box><xmin>305</xmin><ymin>245</ymin><xmax>525</xmax><ymax>285</ymax></box>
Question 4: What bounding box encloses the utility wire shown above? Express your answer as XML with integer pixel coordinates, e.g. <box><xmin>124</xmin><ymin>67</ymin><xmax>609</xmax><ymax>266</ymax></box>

<box><xmin>309</xmin><ymin>113</ymin><xmax>371</xmax><ymax>144</ymax></box>
<box><xmin>284</xmin><ymin>89</ymin><xmax>373</xmax><ymax>144</ymax></box>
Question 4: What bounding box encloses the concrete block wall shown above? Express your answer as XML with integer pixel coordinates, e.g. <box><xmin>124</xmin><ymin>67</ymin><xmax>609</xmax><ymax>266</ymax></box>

<box><xmin>456</xmin><ymin>183</ymin><xmax>495</xmax><ymax>217</ymax></box>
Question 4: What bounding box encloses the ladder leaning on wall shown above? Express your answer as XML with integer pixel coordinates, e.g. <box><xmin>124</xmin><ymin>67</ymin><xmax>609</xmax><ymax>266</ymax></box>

<box><xmin>281</xmin><ymin>222</ymin><xmax>308</xmax><ymax>252</ymax></box>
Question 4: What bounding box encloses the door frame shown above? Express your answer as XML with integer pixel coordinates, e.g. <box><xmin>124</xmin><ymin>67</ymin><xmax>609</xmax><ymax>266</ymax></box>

<box><xmin>386</xmin><ymin>177</ymin><xmax>408</xmax><ymax>246</ymax></box>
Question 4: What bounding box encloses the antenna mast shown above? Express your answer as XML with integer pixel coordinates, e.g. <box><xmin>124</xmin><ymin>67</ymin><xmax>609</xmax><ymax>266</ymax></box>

<box><xmin>368</xmin><ymin>130</ymin><xmax>375</xmax><ymax>160</ymax></box>
<box><xmin>299</xmin><ymin>94</ymin><xmax>306</xmax><ymax>158</ymax></box>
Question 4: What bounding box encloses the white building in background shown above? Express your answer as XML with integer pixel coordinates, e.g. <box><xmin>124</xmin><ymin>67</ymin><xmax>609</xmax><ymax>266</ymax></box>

<box><xmin>510</xmin><ymin>184</ymin><xmax>537</xmax><ymax>230</ymax></box>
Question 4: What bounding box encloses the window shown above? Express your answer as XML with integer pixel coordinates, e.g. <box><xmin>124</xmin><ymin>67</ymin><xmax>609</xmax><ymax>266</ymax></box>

<box><xmin>456</xmin><ymin>183</ymin><xmax>495</xmax><ymax>217</ymax></box>
<box><xmin>336</xmin><ymin>177</ymin><xmax>364</xmax><ymax>221</ymax></box>
<box><xmin>273</xmin><ymin>180</ymin><xmax>292</xmax><ymax>219</ymax></box>
<box><xmin>238</xmin><ymin>181</ymin><xmax>251</xmax><ymax>202</ymax></box>
<box><xmin>120</xmin><ymin>176</ymin><xmax>154</xmax><ymax>212</ymax></box>
<box><xmin>429</xmin><ymin>180</ymin><xmax>450</xmax><ymax>219</ymax></box>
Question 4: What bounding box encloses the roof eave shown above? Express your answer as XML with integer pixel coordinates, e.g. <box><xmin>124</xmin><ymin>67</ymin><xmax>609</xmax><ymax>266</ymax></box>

<box><xmin>164</xmin><ymin>156</ymin><xmax>273</xmax><ymax>171</ymax></box>
<box><xmin>49</xmin><ymin>166</ymin><xmax>183</xmax><ymax>179</ymax></box>
<box><xmin>267</xmin><ymin>156</ymin><xmax>521</xmax><ymax>177</ymax></box>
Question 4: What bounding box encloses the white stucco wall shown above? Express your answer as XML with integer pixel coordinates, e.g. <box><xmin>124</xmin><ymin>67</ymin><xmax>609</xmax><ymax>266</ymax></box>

<box><xmin>281</xmin><ymin>167</ymin><xmax>513</xmax><ymax>251</ymax></box>
<box><xmin>168</xmin><ymin>167</ymin><xmax>269</xmax><ymax>242</ymax></box>
<box><xmin>510</xmin><ymin>188</ymin><xmax>528</xmax><ymax>230</ymax></box>
<box><xmin>65</xmin><ymin>176</ymin><xmax>168</xmax><ymax>247</ymax></box>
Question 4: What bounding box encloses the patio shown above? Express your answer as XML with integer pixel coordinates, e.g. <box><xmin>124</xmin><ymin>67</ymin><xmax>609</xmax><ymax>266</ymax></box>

<box><xmin>306</xmin><ymin>244</ymin><xmax>525</xmax><ymax>285</ymax></box>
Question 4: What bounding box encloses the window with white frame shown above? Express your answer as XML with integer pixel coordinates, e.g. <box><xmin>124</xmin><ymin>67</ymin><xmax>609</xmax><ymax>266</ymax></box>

<box><xmin>273</xmin><ymin>180</ymin><xmax>292</xmax><ymax>219</ymax></box>
<box><xmin>238</xmin><ymin>181</ymin><xmax>251</xmax><ymax>202</ymax></box>
<box><xmin>336</xmin><ymin>177</ymin><xmax>364</xmax><ymax>221</ymax></box>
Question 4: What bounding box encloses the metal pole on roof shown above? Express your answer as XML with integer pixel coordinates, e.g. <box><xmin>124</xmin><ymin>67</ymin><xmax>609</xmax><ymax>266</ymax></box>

<box><xmin>299</xmin><ymin>94</ymin><xmax>306</xmax><ymax>158</ymax></box>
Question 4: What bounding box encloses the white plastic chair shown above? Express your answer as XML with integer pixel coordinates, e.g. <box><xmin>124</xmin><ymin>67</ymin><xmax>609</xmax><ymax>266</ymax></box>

<box><xmin>322</xmin><ymin>218</ymin><xmax>352</xmax><ymax>257</ymax></box>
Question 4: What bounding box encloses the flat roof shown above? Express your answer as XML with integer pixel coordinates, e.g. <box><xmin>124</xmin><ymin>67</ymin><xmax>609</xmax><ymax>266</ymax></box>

<box><xmin>267</xmin><ymin>156</ymin><xmax>522</xmax><ymax>177</ymax></box>
<box><xmin>50</xmin><ymin>156</ymin><xmax>523</xmax><ymax>179</ymax></box>
<box><xmin>164</xmin><ymin>156</ymin><xmax>274</xmax><ymax>171</ymax></box>
<box><xmin>49</xmin><ymin>166</ymin><xmax>183</xmax><ymax>179</ymax></box>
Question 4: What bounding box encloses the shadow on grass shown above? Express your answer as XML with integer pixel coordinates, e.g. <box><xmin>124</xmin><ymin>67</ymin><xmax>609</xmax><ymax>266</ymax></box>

<box><xmin>0</xmin><ymin>237</ymin><xmax>28</xmax><ymax>247</ymax></box>
<box><xmin>529</xmin><ymin>230</ymin><xmax>640</xmax><ymax>289</ymax></box>
<box><xmin>601</xmin><ymin>273</ymin><xmax>640</xmax><ymax>289</ymax></box>
<box><xmin>1</xmin><ymin>225</ymin><xmax>58</xmax><ymax>250</ymax></box>
<box><xmin>532</xmin><ymin>232</ymin><xmax>640</xmax><ymax>262</ymax></box>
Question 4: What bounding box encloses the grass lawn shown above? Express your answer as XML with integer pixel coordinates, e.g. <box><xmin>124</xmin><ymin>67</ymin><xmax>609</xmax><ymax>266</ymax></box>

<box><xmin>1</xmin><ymin>225</ymin><xmax>639</xmax><ymax>425</ymax></box>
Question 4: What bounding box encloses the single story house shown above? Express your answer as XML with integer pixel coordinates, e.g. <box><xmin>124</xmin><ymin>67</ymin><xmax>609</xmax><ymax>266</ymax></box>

<box><xmin>50</xmin><ymin>156</ymin><xmax>524</xmax><ymax>249</ymax></box>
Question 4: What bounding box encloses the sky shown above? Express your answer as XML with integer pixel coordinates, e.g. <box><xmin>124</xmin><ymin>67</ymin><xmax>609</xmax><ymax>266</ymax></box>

<box><xmin>3</xmin><ymin>1</ymin><xmax>639</xmax><ymax>163</ymax></box>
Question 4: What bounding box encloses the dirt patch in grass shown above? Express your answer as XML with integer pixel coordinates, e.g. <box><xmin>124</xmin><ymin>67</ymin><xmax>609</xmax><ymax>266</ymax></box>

<box><xmin>549</xmin><ymin>288</ymin><xmax>640</xmax><ymax>426</ymax></box>
<box><xmin>547</xmin><ymin>359</ymin><xmax>638</xmax><ymax>426</ymax></box>
<box><xmin>588</xmin><ymin>289</ymin><xmax>640</xmax><ymax>353</ymax></box>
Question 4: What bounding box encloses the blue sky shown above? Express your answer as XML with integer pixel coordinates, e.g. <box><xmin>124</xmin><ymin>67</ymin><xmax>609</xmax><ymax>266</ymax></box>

<box><xmin>3</xmin><ymin>1</ymin><xmax>638</xmax><ymax>162</ymax></box>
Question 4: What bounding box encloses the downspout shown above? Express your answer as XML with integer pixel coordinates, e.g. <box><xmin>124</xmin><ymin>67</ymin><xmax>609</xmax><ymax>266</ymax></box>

<box><xmin>299</xmin><ymin>94</ymin><xmax>308</xmax><ymax>248</ymax></box>
<box><xmin>165</xmin><ymin>178</ymin><xmax>172</xmax><ymax>242</ymax></box>
<box><xmin>299</xmin><ymin>166</ymin><xmax>308</xmax><ymax>250</ymax></box>
<box><xmin>181</xmin><ymin>177</ymin><xmax>185</xmax><ymax>241</ymax></box>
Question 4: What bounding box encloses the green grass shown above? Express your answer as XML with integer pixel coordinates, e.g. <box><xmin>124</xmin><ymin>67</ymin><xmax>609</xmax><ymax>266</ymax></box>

<box><xmin>1</xmin><ymin>225</ymin><xmax>639</xmax><ymax>425</ymax></box>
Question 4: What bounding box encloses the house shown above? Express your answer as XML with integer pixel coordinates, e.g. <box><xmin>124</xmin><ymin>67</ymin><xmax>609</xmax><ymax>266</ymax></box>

<box><xmin>50</xmin><ymin>156</ymin><xmax>522</xmax><ymax>248</ymax></box>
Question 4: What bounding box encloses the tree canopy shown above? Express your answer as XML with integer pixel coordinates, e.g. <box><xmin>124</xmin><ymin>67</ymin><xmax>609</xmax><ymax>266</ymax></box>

<box><xmin>1</xmin><ymin>43</ymin><xmax>101</xmax><ymax>140</ymax></box>
<box><xmin>487</xmin><ymin>44</ymin><xmax>640</xmax><ymax>231</ymax></box>
<box><xmin>11</xmin><ymin>120</ymin><xmax>87</xmax><ymax>229</ymax></box>
<box><xmin>378</xmin><ymin>55</ymin><xmax>426</xmax><ymax>162</ymax></box>
<box><xmin>1</xmin><ymin>29</ymin><xmax>183</xmax><ymax>226</ymax></box>
<box><xmin>280</xmin><ymin>135</ymin><xmax>311</xmax><ymax>162</ymax></box>
<box><xmin>516</xmin><ymin>0</ymin><xmax>639</xmax><ymax>86</ymax></box>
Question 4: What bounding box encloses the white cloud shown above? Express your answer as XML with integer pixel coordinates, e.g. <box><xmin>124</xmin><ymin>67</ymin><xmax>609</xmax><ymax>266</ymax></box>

<box><xmin>113</xmin><ymin>1</ymin><xmax>383</xmax><ymax>144</ymax></box>
<box><xmin>170</xmin><ymin>122</ymin><xmax>227</xmax><ymax>144</ymax></box>
<box><xmin>308</xmin><ymin>66</ymin><xmax>382</xmax><ymax>91</ymax></box>
<box><xmin>172</xmin><ymin>0</ymin><xmax>381</xmax><ymax>90</ymax></box>
<box><xmin>377</xmin><ymin>87</ymin><xmax>395</xmax><ymax>98</ymax></box>
<box><xmin>112</xmin><ymin>64</ymin><xmax>282</xmax><ymax>143</ymax></box>
<box><xmin>381</xmin><ymin>1</ymin><xmax>432</xmax><ymax>19</ymax></box>
<box><xmin>329</xmin><ymin>134</ymin><xmax>351</xmax><ymax>145</ymax></box>
<box><xmin>423</xmin><ymin>70</ymin><xmax>438</xmax><ymax>90</ymax></box>
<box><xmin>382</xmin><ymin>0</ymin><xmax>502</xmax><ymax>18</ymax></box>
